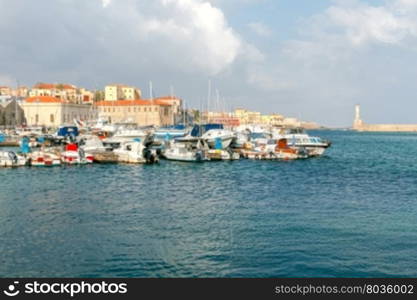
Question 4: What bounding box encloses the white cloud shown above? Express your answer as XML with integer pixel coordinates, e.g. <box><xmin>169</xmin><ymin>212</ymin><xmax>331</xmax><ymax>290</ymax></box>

<box><xmin>101</xmin><ymin>0</ymin><xmax>111</xmax><ymax>8</ymax></box>
<box><xmin>135</xmin><ymin>0</ymin><xmax>242</xmax><ymax>75</ymax></box>
<box><xmin>325</xmin><ymin>4</ymin><xmax>417</xmax><ymax>46</ymax></box>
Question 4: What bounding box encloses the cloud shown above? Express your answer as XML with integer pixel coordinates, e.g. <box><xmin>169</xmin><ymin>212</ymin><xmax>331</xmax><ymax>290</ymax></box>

<box><xmin>0</xmin><ymin>0</ymin><xmax>244</xmax><ymax>86</ymax></box>
<box><xmin>136</xmin><ymin>0</ymin><xmax>242</xmax><ymax>75</ymax></box>
<box><xmin>325</xmin><ymin>3</ymin><xmax>417</xmax><ymax>46</ymax></box>
<box><xmin>101</xmin><ymin>0</ymin><xmax>111</xmax><ymax>8</ymax></box>
<box><xmin>240</xmin><ymin>0</ymin><xmax>417</xmax><ymax>126</ymax></box>
<box><xmin>248</xmin><ymin>22</ymin><xmax>272</xmax><ymax>37</ymax></box>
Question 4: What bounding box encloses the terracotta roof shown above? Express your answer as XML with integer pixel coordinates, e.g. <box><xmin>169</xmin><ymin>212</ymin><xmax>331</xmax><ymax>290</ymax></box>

<box><xmin>25</xmin><ymin>96</ymin><xmax>63</xmax><ymax>103</ymax></box>
<box><xmin>155</xmin><ymin>96</ymin><xmax>181</xmax><ymax>100</ymax></box>
<box><xmin>96</xmin><ymin>99</ymin><xmax>171</xmax><ymax>106</ymax></box>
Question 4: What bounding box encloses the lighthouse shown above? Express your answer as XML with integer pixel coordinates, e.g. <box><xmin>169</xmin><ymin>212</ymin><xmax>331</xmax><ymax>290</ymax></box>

<box><xmin>353</xmin><ymin>104</ymin><xmax>363</xmax><ymax>130</ymax></box>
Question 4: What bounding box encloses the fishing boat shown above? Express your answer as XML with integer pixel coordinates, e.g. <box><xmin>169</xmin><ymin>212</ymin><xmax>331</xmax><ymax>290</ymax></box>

<box><xmin>164</xmin><ymin>137</ymin><xmax>208</xmax><ymax>162</ymax></box>
<box><xmin>61</xmin><ymin>143</ymin><xmax>94</xmax><ymax>164</ymax></box>
<box><xmin>29</xmin><ymin>151</ymin><xmax>61</xmax><ymax>167</ymax></box>
<box><xmin>243</xmin><ymin>138</ymin><xmax>306</xmax><ymax>160</ymax></box>
<box><xmin>113</xmin><ymin>140</ymin><xmax>158</xmax><ymax>164</ymax></box>
<box><xmin>273</xmin><ymin>127</ymin><xmax>331</xmax><ymax>156</ymax></box>
<box><xmin>0</xmin><ymin>151</ymin><xmax>28</xmax><ymax>167</ymax></box>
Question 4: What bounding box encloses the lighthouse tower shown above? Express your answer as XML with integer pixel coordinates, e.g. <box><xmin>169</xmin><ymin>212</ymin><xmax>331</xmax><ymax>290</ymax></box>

<box><xmin>353</xmin><ymin>104</ymin><xmax>363</xmax><ymax>130</ymax></box>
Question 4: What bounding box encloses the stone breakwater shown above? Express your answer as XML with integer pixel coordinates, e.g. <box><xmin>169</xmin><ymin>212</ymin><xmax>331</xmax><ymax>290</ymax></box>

<box><xmin>353</xmin><ymin>123</ymin><xmax>417</xmax><ymax>132</ymax></box>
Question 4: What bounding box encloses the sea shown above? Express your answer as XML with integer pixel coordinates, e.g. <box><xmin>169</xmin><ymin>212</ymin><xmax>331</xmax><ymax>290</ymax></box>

<box><xmin>1</xmin><ymin>130</ymin><xmax>417</xmax><ymax>278</ymax></box>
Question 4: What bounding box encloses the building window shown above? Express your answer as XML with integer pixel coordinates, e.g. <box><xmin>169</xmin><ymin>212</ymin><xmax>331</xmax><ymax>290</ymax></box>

<box><xmin>35</xmin><ymin>114</ymin><xmax>39</xmax><ymax>123</ymax></box>
<box><xmin>50</xmin><ymin>114</ymin><xmax>54</xmax><ymax>123</ymax></box>
<box><xmin>113</xmin><ymin>108</ymin><xmax>115</xmax><ymax>112</ymax></box>
<box><xmin>138</xmin><ymin>107</ymin><xmax>141</xmax><ymax>112</ymax></box>
<box><xmin>155</xmin><ymin>107</ymin><xmax>158</xmax><ymax>112</ymax></box>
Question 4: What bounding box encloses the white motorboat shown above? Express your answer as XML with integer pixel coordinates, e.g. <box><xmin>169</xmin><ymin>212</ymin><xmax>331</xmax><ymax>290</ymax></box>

<box><xmin>78</xmin><ymin>135</ymin><xmax>110</xmax><ymax>153</ymax></box>
<box><xmin>103</xmin><ymin>126</ymin><xmax>152</xmax><ymax>149</ymax></box>
<box><xmin>273</xmin><ymin>127</ymin><xmax>331</xmax><ymax>156</ymax></box>
<box><xmin>164</xmin><ymin>137</ymin><xmax>208</xmax><ymax>162</ymax></box>
<box><xmin>0</xmin><ymin>151</ymin><xmax>28</xmax><ymax>167</ymax></box>
<box><xmin>188</xmin><ymin>124</ymin><xmax>234</xmax><ymax>149</ymax></box>
<box><xmin>113</xmin><ymin>140</ymin><xmax>158</xmax><ymax>164</ymax></box>
<box><xmin>201</xmin><ymin>129</ymin><xmax>235</xmax><ymax>149</ymax></box>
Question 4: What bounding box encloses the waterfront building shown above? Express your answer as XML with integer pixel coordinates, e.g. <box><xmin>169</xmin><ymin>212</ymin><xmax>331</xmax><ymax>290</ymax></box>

<box><xmin>28</xmin><ymin>83</ymin><xmax>94</xmax><ymax>104</ymax></box>
<box><xmin>79</xmin><ymin>88</ymin><xmax>95</xmax><ymax>103</ymax></box>
<box><xmin>0</xmin><ymin>86</ymin><xmax>12</xmax><ymax>96</ymax></box>
<box><xmin>22</xmin><ymin>96</ymin><xmax>95</xmax><ymax>127</ymax></box>
<box><xmin>0</xmin><ymin>86</ymin><xmax>29</xmax><ymax>98</ymax></box>
<box><xmin>203</xmin><ymin>111</ymin><xmax>240</xmax><ymax>126</ymax></box>
<box><xmin>104</xmin><ymin>84</ymin><xmax>142</xmax><ymax>101</ymax></box>
<box><xmin>13</xmin><ymin>86</ymin><xmax>29</xmax><ymax>98</ymax></box>
<box><xmin>0</xmin><ymin>99</ymin><xmax>25</xmax><ymax>126</ymax></box>
<box><xmin>95</xmin><ymin>98</ymin><xmax>175</xmax><ymax>126</ymax></box>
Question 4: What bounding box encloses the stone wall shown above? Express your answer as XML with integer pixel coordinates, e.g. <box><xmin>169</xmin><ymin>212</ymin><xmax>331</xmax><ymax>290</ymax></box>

<box><xmin>355</xmin><ymin>123</ymin><xmax>417</xmax><ymax>132</ymax></box>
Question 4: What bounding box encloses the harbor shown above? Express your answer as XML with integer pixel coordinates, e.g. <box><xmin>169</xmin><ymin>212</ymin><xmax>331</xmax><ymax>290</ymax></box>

<box><xmin>0</xmin><ymin>123</ymin><xmax>331</xmax><ymax>167</ymax></box>
<box><xmin>2</xmin><ymin>129</ymin><xmax>417</xmax><ymax>277</ymax></box>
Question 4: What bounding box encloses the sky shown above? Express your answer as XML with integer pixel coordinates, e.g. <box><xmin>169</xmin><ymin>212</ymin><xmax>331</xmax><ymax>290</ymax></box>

<box><xmin>1</xmin><ymin>0</ymin><xmax>417</xmax><ymax>127</ymax></box>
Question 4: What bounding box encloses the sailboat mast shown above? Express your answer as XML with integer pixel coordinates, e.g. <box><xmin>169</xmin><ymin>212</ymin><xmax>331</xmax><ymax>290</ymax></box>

<box><xmin>207</xmin><ymin>79</ymin><xmax>211</xmax><ymax>123</ymax></box>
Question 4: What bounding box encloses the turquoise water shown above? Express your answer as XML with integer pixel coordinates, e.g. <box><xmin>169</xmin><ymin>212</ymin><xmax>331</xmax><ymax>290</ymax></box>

<box><xmin>1</xmin><ymin>130</ymin><xmax>417</xmax><ymax>278</ymax></box>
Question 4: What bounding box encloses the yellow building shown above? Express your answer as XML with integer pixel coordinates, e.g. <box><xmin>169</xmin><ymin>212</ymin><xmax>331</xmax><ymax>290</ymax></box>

<box><xmin>104</xmin><ymin>84</ymin><xmax>141</xmax><ymax>101</ymax></box>
<box><xmin>22</xmin><ymin>96</ymin><xmax>95</xmax><ymax>126</ymax></box>
<box><xmin>96</xmin><ymin>98</ymin><xmax>174</xmax><ymax>126</ymax></box>
<box><xmin>0</xmin><ymin>86</ymin><xmax>12</xmax><ymax>96</ymax></box>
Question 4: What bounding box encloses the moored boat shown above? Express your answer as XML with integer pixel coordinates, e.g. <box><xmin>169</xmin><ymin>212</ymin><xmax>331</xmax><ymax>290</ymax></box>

<box><xmin>61</xmin><ymin>143</ymin><xmax>94</xmax><ymax>164</ymax></box>
<box><xmin>0</xmin><ymin>151</ymin><xmax>28</xmax><ymax>167</ymax></box>
<box><xmin>29</xmin><ymin>151</ymin><xmax>61</xmax><ymax>167</ymax></box>
<box><xmin>113</xmin><ymin>140</ymin><xmax>159</xmax><ymax>164</ymax></box>
<box><xmin>164</xmin><ymin>137</ymin><xmax>208</xmax><ymax>162</ymax></box>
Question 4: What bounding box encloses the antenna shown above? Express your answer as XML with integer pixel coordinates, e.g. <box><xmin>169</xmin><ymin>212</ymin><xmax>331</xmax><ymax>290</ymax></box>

<box><xmin>207</xmin><ymin>79</ymin><xmax>211</xmax><ymax>123</ymax></box>
<box><xmin>216</xmin><ymin>89</ymin><xmax>220</xmax><ymax>114</ymax></box>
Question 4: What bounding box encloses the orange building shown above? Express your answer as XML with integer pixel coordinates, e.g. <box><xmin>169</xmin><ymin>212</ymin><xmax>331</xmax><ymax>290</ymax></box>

<box><xmin>95</xmin><ymin>98</ymin><xmax>175</xmax><ymax>126</ymax></box>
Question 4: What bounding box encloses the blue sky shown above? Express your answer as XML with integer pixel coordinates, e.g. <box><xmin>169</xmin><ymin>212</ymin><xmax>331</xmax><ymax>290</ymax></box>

<box><xmin>0</xmin><ymin>0</ymin><xmax>416</xmax><ymax>127</ymax></box>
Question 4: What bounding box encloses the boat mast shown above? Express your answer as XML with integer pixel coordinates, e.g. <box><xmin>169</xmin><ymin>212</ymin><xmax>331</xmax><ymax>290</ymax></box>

<box><xmin>207</xmin><ymin>79</ymin><xmax>211</xmax><ymax>123</ymax></box>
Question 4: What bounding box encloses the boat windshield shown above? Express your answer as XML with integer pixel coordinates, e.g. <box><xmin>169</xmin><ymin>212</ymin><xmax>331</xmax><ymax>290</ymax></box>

<box><xmin>250</xmin><ymin>132</ymin><xmax>268</xmax><ymax>140</ymax></box>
